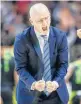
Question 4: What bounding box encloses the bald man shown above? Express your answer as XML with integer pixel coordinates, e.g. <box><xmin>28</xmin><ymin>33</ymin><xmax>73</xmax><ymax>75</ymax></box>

<box><xmin>14</xmin><ymin>3</ymin><xmax>69</xmax><ymax>104</ymax></box>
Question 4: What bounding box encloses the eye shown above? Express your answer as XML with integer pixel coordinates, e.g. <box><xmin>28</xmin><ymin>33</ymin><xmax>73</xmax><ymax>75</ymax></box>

<box><xmin>37</xmin><ymin>19</ymin><xmax>43</xmax><ymax>23</ymax></box>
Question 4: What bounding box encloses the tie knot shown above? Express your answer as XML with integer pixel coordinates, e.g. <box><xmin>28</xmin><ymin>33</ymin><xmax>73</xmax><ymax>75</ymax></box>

<box><xmin>41</xmin><ymin>35</ymin><xmax>47</xmax><ymax>41</ymax></box>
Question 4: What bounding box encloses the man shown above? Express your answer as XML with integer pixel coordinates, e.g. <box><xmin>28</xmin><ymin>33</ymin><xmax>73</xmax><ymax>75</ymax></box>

<box><xmin>77</xmin><ymin>29</ymin><xmax>81</xmax><ymax>39</ymax></box>
<box><xmin>14</xmin><ymin>3</ymin><xmax>69</xmax><ymax>104</ymax></box>
<box><xmin>65</xmin><ymin>58</ymin><xmax>81</xmax><ymax>104</ymax></box>
<box><xmin>1</xmin><ymin>47</ymin><xmax>15</xmax><ymax>104</ymax></box>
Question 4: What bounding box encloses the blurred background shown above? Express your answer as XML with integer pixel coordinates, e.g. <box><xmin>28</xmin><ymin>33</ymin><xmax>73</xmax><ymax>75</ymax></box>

<box><xmin>1</xmin><ymin>1</ymin><xmax>81</xmax><ymax>104</ymax></box>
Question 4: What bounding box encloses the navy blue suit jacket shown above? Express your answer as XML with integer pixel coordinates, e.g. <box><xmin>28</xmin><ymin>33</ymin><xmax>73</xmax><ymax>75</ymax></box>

<box><xmin>14</xmin><ymin>26</ymin><xmax>69</xmax><ymax>104</ymax></box>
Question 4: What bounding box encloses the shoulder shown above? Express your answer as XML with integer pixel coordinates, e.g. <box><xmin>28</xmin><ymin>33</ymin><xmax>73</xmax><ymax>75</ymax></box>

<box><xmin>50</xmin><ymin>26</ymin><xmax>68</xmax><ymax>48</ymax></box>
<box><xmin>14</xmin><ymin>26</ymin><xmax>32</xmax><ymax>48</ymax></box>
<box><xmin>15</xmin><ymin>26</ymin><xmax>31</xmax><ymax>41</ymax></box>
<box><xmin>50</xmin><ymin>26</ymin><xmax>66</xmax><ymax>38</ymax></box>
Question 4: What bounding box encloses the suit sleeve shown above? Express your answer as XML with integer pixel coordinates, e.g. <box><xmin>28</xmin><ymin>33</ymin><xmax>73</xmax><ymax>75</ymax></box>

<box><xmin>53</xmin><ymin>33</ymin><xmax>68</xmax><ymax>86</ymax></box>
<box><xmin>14</xmin><ymin>35</ymin><xmax>36</xmax><ymax>90</ymax></box>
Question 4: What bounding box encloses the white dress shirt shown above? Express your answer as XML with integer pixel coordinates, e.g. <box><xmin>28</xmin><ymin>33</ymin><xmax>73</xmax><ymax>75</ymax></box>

<box><xmin>31</xmin><ymin>30</ymin><xmax>59</xmax><ymax>90</ymax></box>
<box><xmin>35</xmin><ymin>30</ymin><xmax>49</xmax><ymax>54</ymax></box>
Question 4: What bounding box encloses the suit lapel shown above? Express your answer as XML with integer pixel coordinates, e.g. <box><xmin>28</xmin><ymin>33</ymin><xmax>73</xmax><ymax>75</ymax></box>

<box><xmin>30</xmin><ymin>26</ymin><xmax>56</xmax><ymax>63</ymax></box>
<box><xmin>49</xmin><ymin>27</ymin><xmax>56</xmax><ymax>61</ymax></box>
<box><xmin>30</xmin><ymin>27</ymin><xmax>43</xmax><ymax>61</ymax></box>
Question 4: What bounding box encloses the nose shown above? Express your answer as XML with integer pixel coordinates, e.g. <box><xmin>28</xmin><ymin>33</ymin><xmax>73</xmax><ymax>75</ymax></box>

<box><xmin>42</xmin><ymin>19</ymin><xmax>47</xmax><ymax>26</ymax></box>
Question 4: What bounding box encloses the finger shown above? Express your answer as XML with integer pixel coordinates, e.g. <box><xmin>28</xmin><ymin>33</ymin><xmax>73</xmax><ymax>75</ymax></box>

<box><xmin>38</xmin><ymin>80</ymin><xmax>45</xmax><ymax>83</ymax></box>
<box><xmin>46</xmin><ymin>84</ymin><xmax>53</xmax><ymax>88</ymax></box>
<box><xmin>46</xmin><ymin>88</ymin><xmax>53</xmax><ymax>93</ymax></box>
<box><xmin>46</xmin><ymin>86</ymin><xmax>53</xmax><ymax>90</ymax></box>
<box><xmin>36</xmin><ymin>87</ymin><xmax>44</xmax><ymax>91</ymax></box>
<box><xmin>46</xmin><ymin>85</ymin><xmax>53</xmax><ymax>89</ymax></box>
<box><xmin>38</xmin><ymin>83</ymin><xmax>45</xmax><ymax>87</ymax></box>
<box><xmin>37</xmin><ymin>86</ymin><xmax>45</xmax><ymax>92</ymax></box>
<box><xmin>46</xmin><ymin>85</ymin><xmax>56</xmax><ymax>92</ymax></box>
<box><xmin>38</xmin><ymin>81</ymin><xmax>45</xmax><ymax>85</ymax></box>
<box><xmin>46</xmin><ymin>81</ymin><xmax>51</xmax><ymax>84</ymax></box>
<box><xmin>36</xmin><ymin>83</ymin><xmax>45</xmax><ymax>90</ymax></box>
<box><xmin>46</xmin><ymin>81</ymin><xmax>52</xmax><ymax>87</ymax></box>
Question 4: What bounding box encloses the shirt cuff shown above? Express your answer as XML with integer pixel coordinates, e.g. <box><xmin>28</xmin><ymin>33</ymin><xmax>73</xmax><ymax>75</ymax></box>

<box><xmin>52</xmin><ymin>81</ymin><xmax>59</xmax><ymax>89</ymax></box>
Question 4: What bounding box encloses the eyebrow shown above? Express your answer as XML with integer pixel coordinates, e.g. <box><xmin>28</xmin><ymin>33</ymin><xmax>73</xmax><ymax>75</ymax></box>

<box><xmin>37</xmin><ymin>16</ymin><xmax>50</xmax><ymax>21</ymax></box>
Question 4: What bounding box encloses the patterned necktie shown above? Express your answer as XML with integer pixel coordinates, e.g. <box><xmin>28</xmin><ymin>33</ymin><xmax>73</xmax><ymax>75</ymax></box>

<box><xmin>41</xmin><ymin>35</ymin><xmax>51</xmax><ymax>96</ymax></box>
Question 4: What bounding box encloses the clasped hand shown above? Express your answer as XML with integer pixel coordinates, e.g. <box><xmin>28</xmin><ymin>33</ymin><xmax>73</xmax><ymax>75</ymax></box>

<box><xmin>34</xmin><ymin>80</ymin><xmax>57</xmax><ymax>93</ymax></box>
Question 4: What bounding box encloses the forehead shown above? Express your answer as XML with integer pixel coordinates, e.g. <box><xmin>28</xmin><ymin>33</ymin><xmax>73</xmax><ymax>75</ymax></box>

<box><xmin>34</xmin><ymin>11</ymin><xmax>50</xmax><ymax>21</ymax></box>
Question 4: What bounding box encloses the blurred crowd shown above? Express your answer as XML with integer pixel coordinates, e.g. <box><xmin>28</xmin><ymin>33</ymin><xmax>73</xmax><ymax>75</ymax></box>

<box><xmin>1</xmin><ymin>1</ymin><xmax>81</xmax><ymax>104</ymax></box>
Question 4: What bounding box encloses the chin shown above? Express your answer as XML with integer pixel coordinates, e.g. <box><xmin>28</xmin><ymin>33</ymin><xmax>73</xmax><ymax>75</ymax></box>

<box><xmin>42</xmin><ymin>32</ymin><xmax>47</xmax><ymax>35</ymax></box>
<box><xmin>42</xmin><ymin>30</ymin><xmax>48</xmax><ymax>34</ymax></box>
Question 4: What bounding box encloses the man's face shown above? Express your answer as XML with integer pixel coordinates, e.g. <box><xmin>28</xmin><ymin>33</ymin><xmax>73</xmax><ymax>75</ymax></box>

<box><xmin>30</xmin><ymin>11</ymin><xmax>51</xmax><ymax>34</ymax></box>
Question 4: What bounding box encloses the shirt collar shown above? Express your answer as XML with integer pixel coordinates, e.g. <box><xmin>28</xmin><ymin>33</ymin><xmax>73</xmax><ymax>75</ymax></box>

<box><xmin>34</xmin><ymin>29</ymin><xmax>49</xmax><ymax>40</ymax></box>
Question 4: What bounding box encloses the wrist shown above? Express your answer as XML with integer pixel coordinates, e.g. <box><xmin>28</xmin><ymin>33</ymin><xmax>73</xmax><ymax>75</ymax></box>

<box><xmin>31</xmin><ymin>81</ymin><xmax>36</xmax><ymax>90</ymax></box>
<box><xmin>52</xmin><ymin>81</ymin><xmax>59</xmax><ymax>89</ymax></box>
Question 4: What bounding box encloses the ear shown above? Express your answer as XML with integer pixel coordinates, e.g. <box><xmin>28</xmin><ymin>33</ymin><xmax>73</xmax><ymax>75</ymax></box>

<box><xmin>29</xmin><ymin>18</ymin><xmax>33</xmax><ymax>26</ymax></box>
